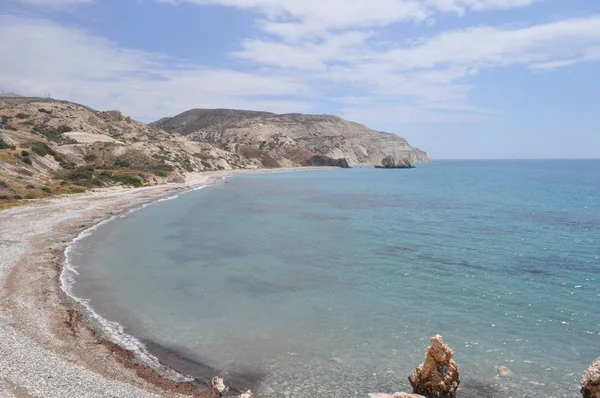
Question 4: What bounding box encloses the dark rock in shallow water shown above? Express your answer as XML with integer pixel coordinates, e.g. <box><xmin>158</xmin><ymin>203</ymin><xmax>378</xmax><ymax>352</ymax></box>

<box><xmin>375</xmin><ymin>155</ymin><xmax>415</xmax><ymax>169</ymax></box>
<box><xmin>301</xmin><ymin>155</ymin><xmax>350</xmax><ymax>168</ymax></box>
<box><xmin>581</xmin><ymin>357</ymin><xmax>600</xmax><ymax>398</ymax></box>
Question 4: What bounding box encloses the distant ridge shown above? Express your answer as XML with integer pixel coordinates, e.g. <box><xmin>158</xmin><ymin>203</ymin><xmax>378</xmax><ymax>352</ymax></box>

<box><xmin>0</xmin><ymin>92</ymin><xmax>24</xmax><ymax>98</ymax></box>
<box><xmin>151</xmin><ymin>108</ymin><xmax>429</xmax><ymax>167</ymax></box>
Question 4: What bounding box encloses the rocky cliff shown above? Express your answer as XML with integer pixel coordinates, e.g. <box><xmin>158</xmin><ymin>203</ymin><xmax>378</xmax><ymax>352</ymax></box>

<box><xmin>151</xmin><ymin>109</ymin><xmax>429</xmax><ymax>167</ymax></box>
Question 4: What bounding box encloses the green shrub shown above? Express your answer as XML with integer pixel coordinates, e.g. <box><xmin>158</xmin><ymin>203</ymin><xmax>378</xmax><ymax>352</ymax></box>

<box><xmin>114</xmin><ymin>158</ymin><xmax>130</xmax><ymax>168</ymax></box>
<box><xmin>84</xmin><ymin>154</ymin><xmax>97</xmax><ymax>162</ymax></box>
<box><xmin>41</xmin><ymin>186</ymin><xmax>52</xmax><ymax>193</ymax></box>
<box><xmin>31</xmin><ymin>142</ymin><xmax>56</xmax><ymax>157</ymax></box>
<box><xmin>99</xmin><ymin>171</ymin><xmax>142</xmax><ymax>187</ymax></box>
<box><xmin>61</xmin><ymin>167</ymin><xmax>143</xmax><ymax>189</ymax></box>
<box><xmin>0</xmin><ymin>139</ymin><xmax>15</xmax><ymax>150</ymax></box>
<box><xmin>151</xmin><ymin>163</ymin><xmax>174</xmax><ymax>177</ymax></box>
<box><xmin>0</xmin><ymin>180</ymin><xmax>7</xmax><ymax>188</ymax></box>
<box><xmin>21</xmin><ymin>156</ymin><xmax>32</xmax><ymax>165</ymax></box>
<box><xmin>0</xmin><ymin>195</ymin><xmax>9</xmax><ymax>200</ymax></box>
<box><xmin>57</xmin><ymin>125</ymin><xmax>73</xmax><ymax>133</ymax></box>
<box><xmin>32</xmin><ymin>126</ymin><xmax>75</xmax><ymax>144</ymax></box>
<box><xmin>25</xmin><ymin>193</ymin><xmax>36</xmax><ymax>199</ymax></box>
<box><xmin>13</xmin><ymin>195</ymin><xmax>22</xmax><ymax>200</ymax></box>
<box><xmin>114</xmin><ymin>174</ymin><xmax>142</xmax><ymax>187</ymax></box>
<box><xmin>61</xmin><ymin>166</ymin><xmax>107</xmax><ymax>187</ymax></box>
<box><xmin>15</xmin><ymin>113</ymin><xmax>28</xmax><ymax>119</ymax></box>
<box><xmin>21</xmin><ymin>150</ymin><xmax>30</xmax><ymax>157</ymax></box>
<box><xmin>65</xmin><ymin>165</ymin><xmax>95</xmax><ymax>181</ymax></box>
<box><xmin>38</xmin><ymin>108</ymin><xmax>52</xmax><ymax>114</ymax></box>
<box><xmin>26</xmin><ymin>184</ymin><xmax>35</xmax><ymax>189</ymax></box>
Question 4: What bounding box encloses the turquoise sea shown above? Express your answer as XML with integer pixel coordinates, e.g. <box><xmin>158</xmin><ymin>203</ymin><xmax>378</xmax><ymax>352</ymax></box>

<box><xmin>68</xmin><ymin>160</ymin><xmax>600</xmax><ymax>397</ymax></box>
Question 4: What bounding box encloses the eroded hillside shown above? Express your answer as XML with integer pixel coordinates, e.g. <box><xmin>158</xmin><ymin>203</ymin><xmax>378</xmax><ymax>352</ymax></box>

<box><xmin>151</xmin><ymin>109</ymin><xmax>429</xmax><ymax>167</ymax></box>
<box><xmin>0</xmin><ymin>97</ymin><xmax>259</xmax><ymax>203</ymax></box>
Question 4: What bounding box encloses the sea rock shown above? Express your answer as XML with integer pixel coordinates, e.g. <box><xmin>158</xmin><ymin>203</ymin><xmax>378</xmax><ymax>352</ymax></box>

<box><xmin>496</xmin><ymin>365</ymin><xmax>512</xmax><ymax>377</ymax></box>
<box><xmin>301</xmin><ymin>155</ymin><xmax>351</xmax><ymax>168</ymax></box>
<box><xmin>408</xmin><ymin>335</ymin><xmax>460</xmax><ymax>398</ymax></box>
<box><xmin>197</xmin><ymin>376</ymin><xmax>229</xmax><ymax>397</ymax></box>
<box><xmin>581</xmin><ymin>357</ymin><xmax>600</xmax><ymax>398</ymax></box>
<box><xmin>375</xmin><ymin>155</ymin><xmax>414</xmax><ymax>169</ymax></box>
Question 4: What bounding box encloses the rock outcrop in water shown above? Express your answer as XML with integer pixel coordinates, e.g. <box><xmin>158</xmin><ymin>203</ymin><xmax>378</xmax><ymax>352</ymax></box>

<box><xmin>581</xmin><ymin>357</ymin><xmax>600</xmax><ymax>398</ymax></box>
<box><xmin>375</xmin><ymin>155</ymin><xmax>414</xmax><ymax>169</ymax></box>
<box><xmin>301</xmin><ymin>155</ymin><xmax>350</xmax><ymax>168</ymax></box>
<box><xmin>496</xmin><ymin>365</ymin><xmax>512</xmax><ymax>377</ymax></box>
<box><xmin>408</xmin><ymin>335</ymin><xmax>460</xmax><ymax>398</ymax></box>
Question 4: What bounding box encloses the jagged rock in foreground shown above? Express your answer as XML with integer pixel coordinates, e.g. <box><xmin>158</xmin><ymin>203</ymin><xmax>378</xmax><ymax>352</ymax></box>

<box><xmin>375</xmin><ymin>155</ymin><xmax>414</xmax><ymax>169</ymax></box>
<box><xmin>581</xmin><ymin>357</ymin><xmax>600</xmax><ymax>398</ymax></box>
<box><xmin>151</xmin><ymin>109</ymin><xmax>429</xmax><ymax>167</ymax></box>
<box><xmin>409</xmin><ymin>335</ymin><xmax>460</xmax><ymax>398</ymax></box>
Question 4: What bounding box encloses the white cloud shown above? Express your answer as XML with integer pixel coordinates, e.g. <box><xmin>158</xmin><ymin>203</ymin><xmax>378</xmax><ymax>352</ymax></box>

<box><xmin>379</xmin><ymin>17</ymin><xmax>600</xmax><ymax>70</ymax></box>
<box><xmin>0</xmin><ymin>15</ymin><xmax>311</xmax><ymax>121</ymax></box>
<box><xmin>3</xmin><ymin>0</ymin><xmax>600</xmax><ymax>127</ymax></box>
<box><xmin>165</xmin><ymin>0</ymin><xmax>544</xmax><ymax>40</ymax></box>
<box><xmin>232</xmin><ymin>15</ymin><xmax>600</xmax><ymax>116</ymax></box>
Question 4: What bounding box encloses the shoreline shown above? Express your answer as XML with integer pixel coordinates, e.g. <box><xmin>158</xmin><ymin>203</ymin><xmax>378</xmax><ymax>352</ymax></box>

<box><xmin>0</xmin><ymin>167</ymin><xmax>330</xmax><ymax>397</ymax></box>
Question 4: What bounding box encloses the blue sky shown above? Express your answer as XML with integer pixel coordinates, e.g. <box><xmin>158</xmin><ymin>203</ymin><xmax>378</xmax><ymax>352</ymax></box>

<box><xmin>1</xmin><ymin>0</ymin><xmax>599</xmax><ymax>159</ymax></box>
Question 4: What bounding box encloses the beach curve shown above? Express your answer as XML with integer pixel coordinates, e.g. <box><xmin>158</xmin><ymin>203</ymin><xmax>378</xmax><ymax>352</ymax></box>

<box><xmin>0</xmin><ymin>170</ymin><xmax>266</xmax><ymax>397</ymax></box>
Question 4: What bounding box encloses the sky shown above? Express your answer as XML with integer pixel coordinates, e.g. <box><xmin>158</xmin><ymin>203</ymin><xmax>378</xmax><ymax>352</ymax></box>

<box><xmin>0</xmin><ymin>0</ymin><xmax>599</xmax><ymax>159</ymax></box>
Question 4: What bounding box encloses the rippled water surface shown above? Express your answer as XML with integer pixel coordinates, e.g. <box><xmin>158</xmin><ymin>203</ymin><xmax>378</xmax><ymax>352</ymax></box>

<box><xmin>71</xmin><ymin>160</ymin><xmax>600</xmax><ymax>397</ymax></box>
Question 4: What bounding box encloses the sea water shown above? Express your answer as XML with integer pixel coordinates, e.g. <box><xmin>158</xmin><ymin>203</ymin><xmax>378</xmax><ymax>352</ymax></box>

<box><xmin>69</xmin><ymin>160</ymin><xmax>600</xmax><ymax>397</ymax></box>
